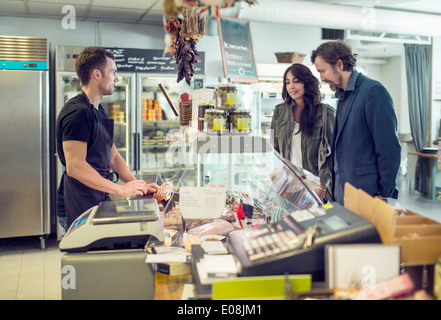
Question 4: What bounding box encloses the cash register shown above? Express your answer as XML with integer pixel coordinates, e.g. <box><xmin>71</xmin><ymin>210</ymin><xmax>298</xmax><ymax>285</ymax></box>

<box><xmin>60</xmin><ymin>197</ymin><xmax>164</xmax><ymax>300</ymax></box>
<box><xmin>228</xmin><ymin>202</ymin><xmax>381</xmax><ymax>281</ymax></box>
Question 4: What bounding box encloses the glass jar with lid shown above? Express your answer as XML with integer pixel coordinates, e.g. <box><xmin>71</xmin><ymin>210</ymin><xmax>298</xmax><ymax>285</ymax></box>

<box><xmin>205</xmin><ymin>109</ymin><xmax>228</xmax><ymax>135</ymax></box>
<box><xmin>197</xmin><ymin>103</ymin><xmax>214</xmax><ymax>131</ymax></box>
<box><xmin>229</xmin><ymin>110</ymin><xmax>252</xmax><ymax>135</ymax></box>
<box><xmin>215</xmin><ymin>85</ymin><xmax>237</xmax><ymax>111</ymax></box>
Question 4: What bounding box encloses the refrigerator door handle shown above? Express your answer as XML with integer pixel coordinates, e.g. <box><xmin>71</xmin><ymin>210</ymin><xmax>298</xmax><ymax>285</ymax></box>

<box><xmin>132</xmin><ymin>132</ymin><xmax>137</xmax><ymax>171</ymax></box>
<box><xmin>137</xmin><ymin>133</ymin><xmax>141</xmax><ymax>171</ymax></box>
<box><xmin>133</xmin><ymin>132</ymin><xmax>140</xmax><ymax>172</ymax></box>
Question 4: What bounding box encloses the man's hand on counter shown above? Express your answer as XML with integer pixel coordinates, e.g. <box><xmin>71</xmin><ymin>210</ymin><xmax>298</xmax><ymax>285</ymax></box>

<box><xmin>117</xmin><ymin>180</ymin><xmax>162</xmax><ymax>199</ymax></box>
<box><xmin>146</xmin><ymin>183</ymin><xmax>163</xmax><ymax>201</ymax></box>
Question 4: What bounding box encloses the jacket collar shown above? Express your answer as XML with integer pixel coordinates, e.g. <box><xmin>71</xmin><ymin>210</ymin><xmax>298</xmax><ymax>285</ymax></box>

<box><xmin>334</xmin><ymin>70</ymin><xmax>365</xmax><ymax>144</ymax></box>
<box><xmin>335</xmin><ymin>69</ymin><xmax>360</xmax><ymax>101</ymax></box>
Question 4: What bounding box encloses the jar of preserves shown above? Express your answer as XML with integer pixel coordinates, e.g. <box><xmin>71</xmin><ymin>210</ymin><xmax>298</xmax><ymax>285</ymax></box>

<box><xmin>215</xmin><ymin>85</ymin><xmax>237</xmax><ymax>110</ymax></box>
<box><xmin>205</xmin><ymin>109</ymin><xmax>227</xmax><ymax>135</ymax></box>
<box><xmin>197</xmin><ymin>103</ymin><xmax>214</xmax><ymax>131</ymax></box>
<box><xmin>229</xmin><ymin>110</ymin><xmax>251</xmax><ymax>135</ymax></box>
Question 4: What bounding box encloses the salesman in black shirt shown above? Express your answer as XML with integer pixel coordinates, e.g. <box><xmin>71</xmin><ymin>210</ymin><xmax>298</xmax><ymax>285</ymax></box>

<box><xmin>56</xmin><ymin>47</ymin><xmax>162</xmax><ymax>228</ymax></box>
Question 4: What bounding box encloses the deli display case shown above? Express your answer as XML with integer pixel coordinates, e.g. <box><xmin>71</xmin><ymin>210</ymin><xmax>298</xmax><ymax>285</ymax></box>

<box><xmin>155</xmin><ymin>129</ymin><xmax>322</xmax><ymax>217</ymax></box>
<box><xmin>153</xmin><ymin>130</ymin><xmax>381</xmax><ymax>299</ymax></box>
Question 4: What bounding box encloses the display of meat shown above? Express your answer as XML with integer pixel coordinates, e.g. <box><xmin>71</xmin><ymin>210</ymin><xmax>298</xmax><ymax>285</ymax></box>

<box><xmin>188</xmin><ymin>219</ymin><xmax>235</xmax><ymax>237</ymax></box>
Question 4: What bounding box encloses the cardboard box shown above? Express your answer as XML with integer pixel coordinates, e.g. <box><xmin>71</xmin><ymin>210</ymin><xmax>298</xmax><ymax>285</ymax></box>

<box><xmin>275</xmin><ymin>52</ymin><xmax>306</xmax><ymax>64</ymax></box>
<box><xmin>344</xmin><ymin>182</ymin><xmax>441</xmax><ymax>266</ymax></box>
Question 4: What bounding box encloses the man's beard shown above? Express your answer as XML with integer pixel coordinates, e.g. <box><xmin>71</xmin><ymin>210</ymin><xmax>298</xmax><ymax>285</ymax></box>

<box><xmin>326</xmin><ymin>67</ymin><xmax>343</xmax><ymax>92</ymax></box>
<box><xmin>98</xmin><ymin>81</ymin><xmax>113</xmax><ymax>95</ymax></box>
<box><xmin>328</xmin><ymin>82</ymin><xmax>338</xmax><ymax>92</ymax></box>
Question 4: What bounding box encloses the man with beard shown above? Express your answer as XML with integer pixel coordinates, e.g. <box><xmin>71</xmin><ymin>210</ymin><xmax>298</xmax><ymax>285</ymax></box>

<box><xmin>56</xmin><ymin>47</ymin><xmax>162</xmax><ymax>228</ymax></box>
<box><xmin>311</xmin><ymin>40</ymin><xmax>401</xmax><ymax>205</ymax></box>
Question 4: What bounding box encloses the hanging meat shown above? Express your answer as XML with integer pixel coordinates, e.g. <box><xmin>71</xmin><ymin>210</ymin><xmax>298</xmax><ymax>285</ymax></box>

<box><xmin>165</xmin><ymin>7</ymin><xmax>205</xmax><ymax>86</ymax></box>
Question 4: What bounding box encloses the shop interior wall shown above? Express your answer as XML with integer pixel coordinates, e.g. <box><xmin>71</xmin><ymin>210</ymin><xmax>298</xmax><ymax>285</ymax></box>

<box><xmin>0</xmin><ymin>15</ymin><xmax>431</xmax><ymax>137</ymax></box>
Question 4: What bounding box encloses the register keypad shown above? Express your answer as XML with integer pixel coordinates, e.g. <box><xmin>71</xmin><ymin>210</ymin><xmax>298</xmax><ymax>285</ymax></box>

<box><xmin>243</xmin><ymin>229</ymin><xmax>305</xmax><ymax>262</ymax></box>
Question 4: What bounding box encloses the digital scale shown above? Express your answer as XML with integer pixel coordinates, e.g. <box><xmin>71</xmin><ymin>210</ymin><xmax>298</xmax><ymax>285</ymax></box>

<box><xmin>60</xmin><ymin>197</ymin><xmax>165</xmax><ymax>300</ymax></box>
<box><xmin>228</xmin><ymin>202</ymin><xmax>381</xmax><ymax>281</ymax></box>
<box><xmin>59</xmin><ymin>197</ymin><xmax>164</xmax><ymax>253</ymax></box>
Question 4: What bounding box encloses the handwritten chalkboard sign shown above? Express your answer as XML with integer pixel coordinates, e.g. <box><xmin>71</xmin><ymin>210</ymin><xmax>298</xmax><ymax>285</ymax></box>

<box><xmin>104</xmin><ymin>47</ymin><xmax>205</xmax><ymax>75</ymax></box>
<box><xmin>217</xmin><ymin>16</ymin><xmax>258</xmax><ymax>83</ymax></box>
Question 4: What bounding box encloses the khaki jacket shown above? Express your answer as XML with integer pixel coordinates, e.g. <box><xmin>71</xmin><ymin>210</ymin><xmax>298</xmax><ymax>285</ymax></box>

<box><xmin>270</xmin><ymin>102</ymin><xmax>335</xmax><ymax>189</ymax></box>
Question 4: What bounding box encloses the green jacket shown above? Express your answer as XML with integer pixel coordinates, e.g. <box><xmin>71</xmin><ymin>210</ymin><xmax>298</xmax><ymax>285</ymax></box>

<box><xmin>270</xmin><ymin>102</ymin><xmax>335</xmax><ymax>189</ymax></box>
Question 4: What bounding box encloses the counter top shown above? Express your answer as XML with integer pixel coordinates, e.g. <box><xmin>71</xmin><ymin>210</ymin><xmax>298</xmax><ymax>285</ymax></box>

<box><xmin>155</xmin><ymin>272</ymin><xmax>193</xmax><ymax>300</ymax></box>
<box><xmin>408</xmin><ymin>151</ymin><xmax>437</xmax><ymax>159</ymax></box>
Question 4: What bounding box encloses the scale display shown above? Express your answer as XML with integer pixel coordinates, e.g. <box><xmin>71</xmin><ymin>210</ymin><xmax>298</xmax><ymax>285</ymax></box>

<box><xmin>92</xmin><ymin>198</ymin><xmax>158</xmax><ymax>224</ymax></box>
<box><xmin>60</xmin><ymin>198</ymin><xmax>164</xmax><ymax>253</ymax></box>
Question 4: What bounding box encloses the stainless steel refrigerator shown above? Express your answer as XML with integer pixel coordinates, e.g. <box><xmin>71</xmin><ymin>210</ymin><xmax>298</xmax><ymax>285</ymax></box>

<box><xmin>0</xmin><ymin>36</ymin><xmax>51</xmax><ymax>248</ymax></box>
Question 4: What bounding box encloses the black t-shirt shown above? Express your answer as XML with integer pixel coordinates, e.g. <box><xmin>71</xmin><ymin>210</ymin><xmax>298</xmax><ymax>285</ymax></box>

<box><xmin>56</xmin><ymin>92</ymin><xmax>108</xmax><ymax>167</ymax></box>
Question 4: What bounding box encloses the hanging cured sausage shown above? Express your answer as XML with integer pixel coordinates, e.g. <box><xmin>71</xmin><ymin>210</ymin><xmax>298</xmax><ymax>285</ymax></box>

<box><xmin>165</xmin><ymin>8</ymin><xmax>205</xmax><ymax>86</ymax></box>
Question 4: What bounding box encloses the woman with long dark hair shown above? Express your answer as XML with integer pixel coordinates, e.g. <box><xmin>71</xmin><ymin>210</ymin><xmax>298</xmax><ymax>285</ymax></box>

<box><xmin>271</xmin><ymin>63</ymin><xmax>335</xmax><ymax>202</ymax></box>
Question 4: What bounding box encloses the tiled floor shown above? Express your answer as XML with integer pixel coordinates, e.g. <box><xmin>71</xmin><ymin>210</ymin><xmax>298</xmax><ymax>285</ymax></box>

<box><xmin>0</xmin><ymin>174</ymin><xmax>439</xmax><ymax>300</ymax></box>
<box><xmin>0</xmin><ymin>236</ymin><xmax>62</xmax><ymax>300</ymax></box>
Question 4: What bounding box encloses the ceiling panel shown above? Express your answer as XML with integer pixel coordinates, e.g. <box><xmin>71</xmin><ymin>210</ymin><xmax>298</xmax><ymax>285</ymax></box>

<box><xmin>87</xmin><ymin>7</ymin><xmax>146</xmax><ymax>20</ymax></box>
<box><xmin>151</xmin><ymin>1</ymin><xmax>164</xmax><ymax>10</ymax></box>
<box><xmin>91</xmin><ymin>0</ymin><xmax>160</xmax><ymax>10</ymax></box>
<box><xmin>0</xmin><ymin>1</ymin><xmax>25</xmax><ymax>15</ymax></box>
<box><xmin>308</xmin><ymin>0</ymin><xmax>417</xmax><ymax>4</ymax></box>
<box><xmin>310</xmin><ymin>0</ymin><xmax>441</xmax><ymax>14</ymax></box>
<box><xmin>27</xmin><ymin>2</ymin><xmax>88</xmax><ymax>16</ymax></box>
<box><xmin>27</xmin><ymin>0</ymin><xmax>91</xmax><ymax>4</ymax></box>
<box><xmin>375</xmin><ymin>0</ymin><xmax>441</xmax><ymax>14</ymax></box>
<box><xmin>0</xmin><ymin>0</ymin><xmax>439</xmax><ymax>25</ymax></box>
<box><xmin>140</xmin><ymin>10</ymin><xmax>165</xmax><ymax>23</ymax></box>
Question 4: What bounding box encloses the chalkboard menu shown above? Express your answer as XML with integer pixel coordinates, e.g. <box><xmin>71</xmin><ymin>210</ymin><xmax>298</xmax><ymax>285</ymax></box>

<box><xmin>217</xmin><ymin>16</ymin><xmax>258</xmax><ymax>83</ymax></box>
<box><xmin>104</xmin><ymin>47</ymin><xmax>205</xmax><ymax>75</ymax></box>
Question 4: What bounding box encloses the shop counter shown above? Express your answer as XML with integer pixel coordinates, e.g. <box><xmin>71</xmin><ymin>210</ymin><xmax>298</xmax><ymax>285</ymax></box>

<box><xmin>155</xmin><ymin>272</ymin><xmax>193</xmax><ymax>300</ymax></box>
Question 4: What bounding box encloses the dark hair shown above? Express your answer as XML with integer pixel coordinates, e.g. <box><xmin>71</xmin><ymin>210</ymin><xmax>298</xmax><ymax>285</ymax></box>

<box><xmin>282</xmin><ymin>63</ymin><xmax>321</xmax><ymax>136</ymax></box>
<box><xmin>310</xmin><ymin>40</ymin><xmax>357</xmax><ymax>71</ymax></box>
<box><xmin>75</xmin><ymin>47</ymin><xmax>115</xmax><ymax>86</ymax></box>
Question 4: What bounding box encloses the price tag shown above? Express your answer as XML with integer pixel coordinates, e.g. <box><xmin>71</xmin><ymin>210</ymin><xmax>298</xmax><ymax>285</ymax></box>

<box><xmin>179</xmin><ymin>187</ymin><xmax>226</xmax><ymax>219</ymax></box>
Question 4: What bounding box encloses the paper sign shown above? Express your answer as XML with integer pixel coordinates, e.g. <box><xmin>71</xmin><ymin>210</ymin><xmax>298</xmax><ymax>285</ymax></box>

<box><xmin>179</xmin><ymin>186</ymin><xmax>226</xmax><ymax>219</ymax></box>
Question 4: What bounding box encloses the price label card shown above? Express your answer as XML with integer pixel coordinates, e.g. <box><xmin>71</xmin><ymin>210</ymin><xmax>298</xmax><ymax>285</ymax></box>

<box><xmin>179</xmin><ymin>187</ymin><xmax>226</xmax><ymax>219</ymax></box>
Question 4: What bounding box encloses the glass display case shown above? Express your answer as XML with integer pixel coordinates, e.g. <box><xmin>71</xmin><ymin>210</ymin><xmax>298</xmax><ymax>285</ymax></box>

<box><xmin>100</xmin><ymin>74</ymin><xmax>135</xmax><ymax>164</ymax></box>
<box><xmin>235</xmin><ymin>84</ymin><xmax>262</xmax><ymax>134</ymax></box>
<box><xmin>155</xmin><ymin>129</ymin><xmax>322</xmax><ymax>220</ymax></box>
<box><xmin>137</xmin><ymin>75</ymin><xmax>202</xmax><ymax>175</ymax></box>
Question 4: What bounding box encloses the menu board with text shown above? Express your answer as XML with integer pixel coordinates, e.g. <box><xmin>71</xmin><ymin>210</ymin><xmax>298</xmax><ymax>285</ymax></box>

<box><xmin>104</xmin><ymin>47</ymin><xmax>205</xmax><ymax>74</ymax></box>
<box><xmin>217</xmin><ymin>16</ymin><xmax>258</xmax><ymax>83</ymax></box>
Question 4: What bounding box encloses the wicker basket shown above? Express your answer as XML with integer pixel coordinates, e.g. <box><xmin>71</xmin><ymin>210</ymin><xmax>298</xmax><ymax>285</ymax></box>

<box><xmin>178</xmin><ymin>100</ymin><xmax>192</xmax><ymax>126</ymax></box>
<box><xmin>275</xmin><ymin>52</ymin><xmax>306</xmax><ymax>64</ymax></box>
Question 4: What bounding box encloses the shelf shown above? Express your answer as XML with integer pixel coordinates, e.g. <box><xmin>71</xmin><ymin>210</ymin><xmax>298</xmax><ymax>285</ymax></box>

<box><xmin>143</xmin><ymin>143</ymin><xmax>173</xmax><ymax>149</ymax></box>
<box><xmin>142</xmin><ymin>166</ymin><xmax>196</xmax><ymax>174</ymax></box>
<box><xmin>142</xmin><ymin>120</ymin><xmax>179</xmax><ymax>125</ymax></box>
